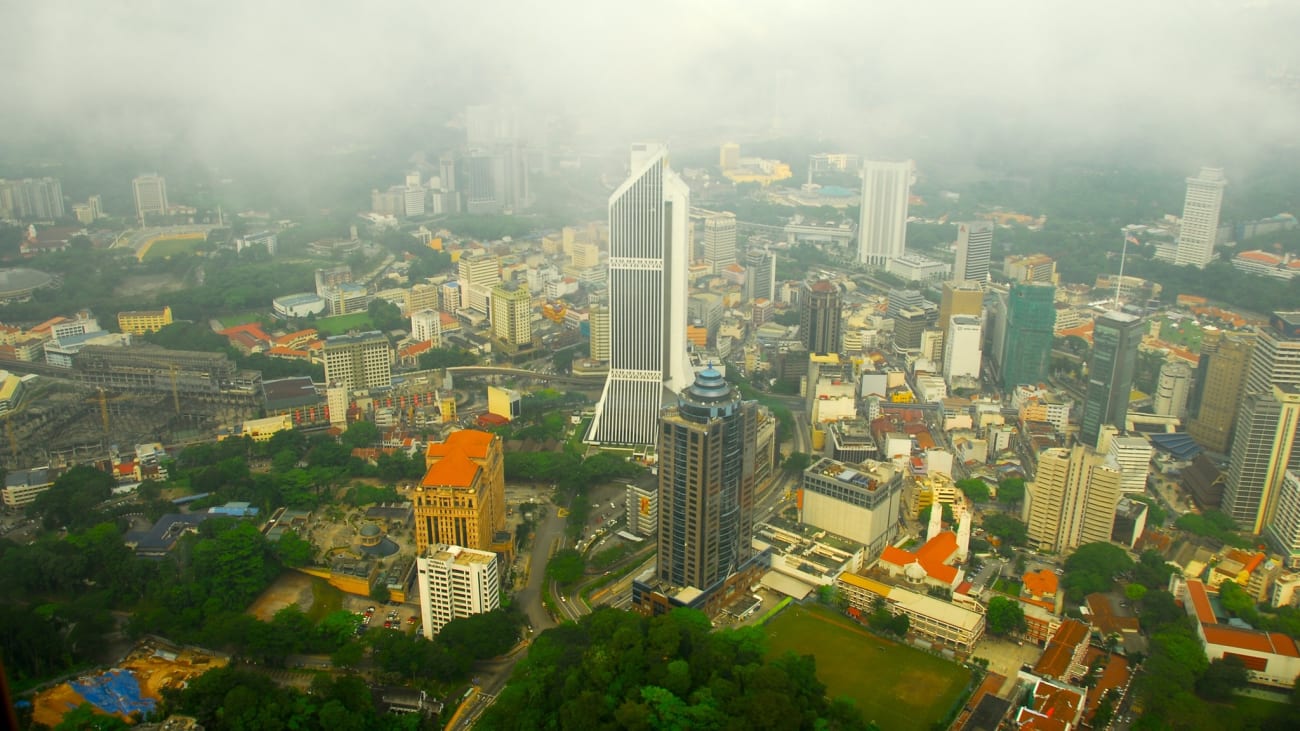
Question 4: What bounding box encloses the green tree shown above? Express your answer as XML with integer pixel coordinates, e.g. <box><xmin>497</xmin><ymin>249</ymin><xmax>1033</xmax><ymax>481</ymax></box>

<box><xmin>997</xmin><ymin>477</ymin><xmax>1026</xmax><ymax>504</ymax></box>
<box><xmin>1196</xmin><ymin>655</ymin><xmax>1249</xmax><ymax>701</ymax></box>
<box><xmin>783</xmin><ymin>451</ymin><xmax>812</xmax><ymax>474</ymax></box>
<box><xmin>53</xmin><ymin>704</ymin><xmax>130</xmax><ymax>731</ymax></box>
<box><xmin>546</xmin><ymin>548</ymin><xmax>585</xmax><ymax>587</ymax></box>
<box><xmin>986</xmin><ymin>596</ymin><xmax>1027</xmax><ymax>636</ymax></box>
<box><xmin>1125</xmin><ymin>583</ymin><xmax>1148</xmax><ymax>602</ymax></box>
<box><xmin>418</xmin><ymin>347</ymin><xmax>478</xmax><ymax>369</ymax></box>
<box><xmin>982</xmin><ymin>513</ymin><xmax>1028</xmax><ymax>549</ymax></box>
<box><xmin>370</xmin><ymin>583</ymin><xmax>390</xmax><ymax>603</ymax></box>
<box><xmin>340</xmin><ymin>419</ymin><xmax>380</xmax><ymax>450</ymax></box>
<box><xmin>1062</xmin><ymin>542</ymin><xmax>1134</xmax><ymax>602</ymax></box>
<box><xmin>29</xmin><ymin>465</ymin><xmax>115</xmax><ymax>531</ymax></box>
<box><xmin>274</xmin><ymin>529</ymin><xmax>313</xmax><ymax>567</ymax></box>
<box><xmin>956</xmin><ymin>478</ymin><xmax>991</xmax><ymax>503</ymax></box>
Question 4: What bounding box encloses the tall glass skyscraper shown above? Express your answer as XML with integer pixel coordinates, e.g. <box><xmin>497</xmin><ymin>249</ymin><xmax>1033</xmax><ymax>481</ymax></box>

<box><xmin>1080</xmin><ymin>311</ymin><xmax>1143</xmax><ymax>447</ymax></box>
<box><xmin>587</xmin><ymin>144</ymin><xmax>691</xmax><ymax>446</ymax></box>
<box><xmin>999</xmin><ymin>282</ymin><xmax>1056</xmax><ymax>391</ymax></box>
<box><xmin>656</xmin><ymin>367</ymin><xmax>756</xmax><ymax>591</ymax></box>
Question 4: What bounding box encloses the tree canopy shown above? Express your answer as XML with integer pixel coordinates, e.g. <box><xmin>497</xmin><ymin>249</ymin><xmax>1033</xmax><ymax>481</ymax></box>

<box><xmin>1062</xmin><ymin>542</ymin><xmax>1134</xmax><ymax>602</ymax></box>
<box><xmin>986</xmin><ymin>596</ymin><xmax>1027</xmax><ymax>636</ymax></box>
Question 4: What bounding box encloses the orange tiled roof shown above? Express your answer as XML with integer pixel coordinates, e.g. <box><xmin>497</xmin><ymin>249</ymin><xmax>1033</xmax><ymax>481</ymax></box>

<box><xmin>30</xmin><ymin>316</ymin><xmax>67</xmax><ymax>334</ymax></box>
<box><xmin>1201</xmin><ymin>624</ymin><xmax>1300</xmax><ymax>657</ymax></box>
<box><xmin>266</xmin><ymin>346</ymin><xmax>310</xmax><ymax>358</ymax></box>
<box><xmin>421</xmin><ymin>450</ymin><xmax>480</xmax><ymax>488</ymax></box>
<box><xmin>399</xmin><ymin>341</ymin><xmax>434</xmax><ymax>358</ymax></box>
<box><xmin>218</xmin><ymin>322</ymin><xmax>272</xmax><ymax>341</ymax></box>
<box><xmin>1023</xmin><ymin>569</ymin><xmax>1059</xmax><ymax>597</ymax></box>
<box><xmin>1034</xmin><ymin>619</ymin><xmax>1089</xmax><ymax>679</ymax></box>
<box><xmin>1237</xmin><ymin>250</ymin><xmax>1282</xmax><ymax>265</ymax></box>
<box><xmin>1186</xmin><ymin>579</ymin><xmax>1218</xmax><ymax>625</ymax></box>
<box><xmin>1058</xmin><ymin>321</ymin><xmax>1095</xmax><ymax>344</ymax></box>
<box><xmin>881</xmin><ymin>531</ymin><xmax>960</xmax><ymax>585</ymax></box>
<box><xmin>426</xmin><ymin>430</ymin><xmax>495</xmax><ymax>460</ymax></box>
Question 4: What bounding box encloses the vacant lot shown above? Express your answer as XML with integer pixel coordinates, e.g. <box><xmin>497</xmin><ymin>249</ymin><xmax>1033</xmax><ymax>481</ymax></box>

<box><xmin>765</xmin><ymin>605</ymin><xmax>970</xmax><ymax>731</ymax></box>
<box><xmin>315</xmin><ymin>312</ymin><xmax>374</xmax><ymax>336</ymax></box>
<box><xmin>247</xmin><ymin>571</ymin><xmax>316</xmax><ymax>621</ymax></box>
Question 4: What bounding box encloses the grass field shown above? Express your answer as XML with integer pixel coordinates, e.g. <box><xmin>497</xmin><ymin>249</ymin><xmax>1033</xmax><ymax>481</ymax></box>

<box><xmin>1157</xmin><ymin>316</ymin><xmax>1204</xmax><ymax>352</ymax></box>
<box><xmin>315</xmin><ymin>312</ymin><xmax>374</xmax><ymax>336</ymax></box>
<box><xmin>140</xmin><ymin>236</ymin><xmax>204</xmax><ymax>261</ymax></box>
<box><xmin>765</xmin><ymin>605</ymin><xmax>971</xmax><ymax>731</ymax></box>
<box><xmin>219</xmin><ymin>311</ymin><xmax>265</xmax><ymax>327</ymax></box>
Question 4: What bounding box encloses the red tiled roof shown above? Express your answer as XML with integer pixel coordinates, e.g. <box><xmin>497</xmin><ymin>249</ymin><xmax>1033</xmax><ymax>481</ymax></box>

<box><xmin>1201</xmin><ymin>624</ymin><xmax>1300</xmax><ymax>656</ymax></box>
<box><xmin>1034</xmin><ymin>619</ymin><xmax>1089</xmax><ymax>679</ymax></box>
<box><xmin>1236</xmin><ymin>250</ymin><xmax>1281</xmax><ymax>264</ymax></box>
<box><xmin>881</xmin><ymin>532</ymin><xmax>960</xmax><ymax>585</ymax></box>
<box><xmin>398</xmin><ymin>341</ymin><xmax>434</xmax><ymax>357</ymax></box>
<box><xmin>266</xmin><ymin>346</ymin><xmax>310</xmax><ymax>359</ymax></box>
<box><xmin>429</xmin><ymin>430</ymin><xmax>495</xmax><ymax>460</ymax></box>
<box><xmin>1186</xmin><ymin>580</ymin><xmax>1218</xmax><ymax>625</ymax></box>
<box><xmin>30</xmin><ymin>316</ymin><xmax>67</xmax><ymax>334</ymax></box>
<box><xmin>1023</xmin><ymin>569</ymin><xmax>1059</xmax><ymax>598</ymax></box>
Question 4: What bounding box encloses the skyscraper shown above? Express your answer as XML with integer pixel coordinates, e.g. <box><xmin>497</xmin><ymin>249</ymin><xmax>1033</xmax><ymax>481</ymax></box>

<box><xmin>943</xmin><ymin>315</ymin><xmax>983</xmax><ymax>384</ymax></box>
<box><xmin>1175</xmin><ymin>167</ymin><xmax>1226</xmax><ymax>269</ymax></box>
<box><xmin>999</xmin><ymin>283</ymin><xmax>1056</xmax><ymax>391</ymax></box>
<box><xmin>1080</xmin><ymin>311</ymin><xmax>1143</xmax><ymax>447</ymax></box>
<box><xmin>0</xmin><ymin>178</ymin><xmax>65</xmax><ymax>220</ymax></box>
<box><xmin>857</xmin><ymin>160</ymin><xmax>912</xmax><ymax>267</ymax></box>
<box><xmin>1153</xmin><ymin>360</ymin><xmax>1194</xmax><ymax>419</ymax></box>
<box><xmin>416</xmin><ymin>544</ymin><xmax>500</xmax><ymax>638</ymax></box>
<box><xmin>655</xmin><ymin>367</ymin><xmax>756</xmax><ymax>592</ymax></box>
<box><xmin>800</xmin><ymin>280</ymin><xmax>841</xmax><ymax>356</ymax></box>
<box><xmin>744</xmin><ymin>247</ymin><xmax>776</xmax><ymax>302</ymax></box>
<box><xmin>589</xmin><ymin>303</ymin><xmax>610</xmax><ymax>362</ymax></box>
<box><xmin>1022</xmin><ymin>445</ymin><xmax>1123</xmax><ymax>553</ymax></box>
<box><xmin>1187</xmin><ymin>330</ymin><xmax>1255</xmax><ymax>454</ymax></box>
<box><xmin>1221</xmin><ymin>312</ymin><xmax>1300</xmax><ymax>532</ymax></box>
<box><xmin>702</xmin><ymin>212</ymin><xmax>737</xmax><ymax>274</ymax></box>
<box><xmin>938</xmin><ymin>281</ymin><xmax>984</xmax><ymax>347</ymax></box>
<box><xmin>414</xmin><ymin>430</ymin><xmax>507</xmax><ymax>555</ymax></box>
<box><xmin>490</xmin><ymin>281</ymin><xmax>532</xmax><ymax>352</ymax></box>
<box><xmin>587</xmin><ymin>143</ymin><xmax>691</xmax><ymax>446</ymax></box>
<box><xmin>322</xmin><ymin>331</ymin><xmax>392</xmax><ymax>392</ymax></box>
<box><xmin>132</xmin><ymin>174</ymin><xmax>168</xmax><ymax>223</ymax></box>
<box><xmin>952</xmin><ymin>221</ymin><xmax>993</xmax><ymax>283</ymax></box>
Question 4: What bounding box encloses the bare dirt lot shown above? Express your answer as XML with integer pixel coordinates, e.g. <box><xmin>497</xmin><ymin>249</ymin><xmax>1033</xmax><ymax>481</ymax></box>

<box><xmin>247</xmin><ymin>571</ymin><xmax>315</xmax><ymax>621</ymax></box>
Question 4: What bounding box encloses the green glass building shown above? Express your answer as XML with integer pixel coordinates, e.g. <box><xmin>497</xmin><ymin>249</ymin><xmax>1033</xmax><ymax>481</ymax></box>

<box><xmin>1000</xmin><ymin>282</ymin><xmax>1057</xmax><ymax>391</ymax></box>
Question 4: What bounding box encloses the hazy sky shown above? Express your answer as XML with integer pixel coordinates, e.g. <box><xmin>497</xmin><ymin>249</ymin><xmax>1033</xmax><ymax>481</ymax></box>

<box><xmin>2</xmin><ymin>1</ymin><xmax>1298</xmax><ymax>164</ymax></box>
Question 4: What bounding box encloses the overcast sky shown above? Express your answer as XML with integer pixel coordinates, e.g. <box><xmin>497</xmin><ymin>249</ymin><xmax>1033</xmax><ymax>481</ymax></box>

<box><xmin>2</xmin><ymin>1</ymin><xmax>1298</xmax><ymax>165</ymax></box>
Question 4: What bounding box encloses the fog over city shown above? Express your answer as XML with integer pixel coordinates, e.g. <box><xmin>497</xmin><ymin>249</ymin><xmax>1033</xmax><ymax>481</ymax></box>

<box><xmin>3</xmin><ymin>1</ymin><xmax>1299</xmax><ymax>166</ymax></box>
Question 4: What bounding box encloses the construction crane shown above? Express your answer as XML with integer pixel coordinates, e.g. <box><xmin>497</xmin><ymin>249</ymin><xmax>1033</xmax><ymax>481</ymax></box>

<box><xmin>99</xmin><ymin>387</ymin><xmax>110</xmax><ymax>435</ymax></box>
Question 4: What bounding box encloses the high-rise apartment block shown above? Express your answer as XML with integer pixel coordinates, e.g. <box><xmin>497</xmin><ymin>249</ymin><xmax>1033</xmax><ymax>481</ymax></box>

<box><xmin>410</xmin><ymin>308</ymin><xmax>442</xmax><ymax>346</ymax></box>
<box><xmin>589</xmin><ymin>303</ymin><xmax>610</xmax><ymax>362</ymax></box>
<box><xmin>491</xmin><ymin>281</ymin><xmax>532</xmax><ymax>352</ymax></box>
<box><xmin>588</xmin><ymin>143</ymin><xmax>691</xmax><ymax>446</ymax></box>
<box><xmin>858</xmin><ymin>160</ymin><xmax>912</xmax><ymax>267</ymax></box>
<box><xmin>1023</xmin><ymin>445</ymin><xmax>1123</xmax><ymax>553</ymax></box>
<box><xmin>1080</xmin><ymin>311</ymin><xmax>1143</xmax><ymax>447</ymax></box>
<box><xmin>702</xmin><ymin>212</ymin><xmax>737</xmax><ymax>274</ymax></box>
<box><xmin>953</xmin><ymin>221</ymin><xmax>993</xmax><ymax>283</ymax></box>
<box><xmin>413</xmin><ymin>430</ymin><xmax>507</xmax><ymax>555</ymax></box>
<box><xmin>1188</xmin><ymin>330</ymin><xmax>1255</xmax><ymax>454</ymax></box>
<box><xmin>416</xmin><ymin>544</ymin><xmax>500</xmax><ymax>638</ymax></box>
<box><xmin>800</xmin><ymin>280</ymin><xmax>841</xmax><ymax>356</ymax></box>
<box><xmin>322</xmin><ymin>331</ymin><xmax>392</xmax><ymax>392</ymax></box>
<box><xmin>132</xmin><ymin>174</ymin><xmax>169</xmax><ymax>223</ymax></box>
<box><xmin>1176</xmin><ymin>167</ymin><xmax>1227</xmax><ymax>269</ymax></box>
<box><xmin>654</xmin><ymin>367</ymin><xmax>756</xmax><ymax>593</ymax></box>
<box><xmin>999</xmin><ymin>283</ymin><xmax>1056</xmax><ymax>391</ymax></box>
<box><xmin>1265</xmin><ymin>471</ymin><xmax>1300</xmax><ymax>568</ymax></box>
<box><xmin>0</xmin><ymin>178</ymin><xmax>65</xmax><ymax>220</ymax></box>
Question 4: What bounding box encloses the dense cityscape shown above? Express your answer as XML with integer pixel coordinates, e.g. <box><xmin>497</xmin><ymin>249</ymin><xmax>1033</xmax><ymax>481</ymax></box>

<box><xmin>5</xmin><ymin>4</ymin><xmax>1300</xmax><ymax>731</ymax></box>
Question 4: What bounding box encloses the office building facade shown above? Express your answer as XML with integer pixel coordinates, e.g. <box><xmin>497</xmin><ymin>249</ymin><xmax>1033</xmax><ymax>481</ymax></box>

<box><xmin>857</xmin><ymin>160</ymin><xmax>912</xmax><ymax>267</ymax></box>
<box><xmin>1176</xmin><ymin>167</ymin><xmax>1227</xmax><ymax>269</ymax></box>
<box><xmin>323</xmin><ymin>331</ymin><xmax>392</xmax><ymax>392</ymax></box>
<box><xmin>952</xmin><ymin>221</ymin><xmax>993</xmax><ymax>283</ymax></box>
<box><xmin>1188</xmin><ymin>331</ymin><xmax>1256</xmax><ymax>454</ymax></box>
<box><xmin>656</xmin><ymin>367</ymin><xmax>756</xmax><ymax>592</ymax></box>
<box><xmin>999</xmin><ymin>283</ymin><xmax>1056</xmax><ymax>391</ymax></box>
<box><xmin>744</xmin><ymin>247</ymin><xmax>776</xmax><ymax>302</ymax></box>
<box><xmin>702</xmin><ymin>212</ymin><xmax>737</xmax><ymax>274</ymax></box>
<box><xmin>943</xmin><ymin>315</ymin><xmax>983</xmax><ymax>383</ymax></box>
<box><xmin>1080</xmin><ymin>311</ymin><xmax>1143</xmax><ymax>447</ymax></box>
<box><xmin>132</xmin><ymin>173</ymin><xmax>169</xmax><ymax>223</ymax></box>
<box><xmin>490</xmin><ymin>281</ymin><xmax>532</xmax><ymax>350</ymax></box>
<box><xmin>413</xmin><ymin>430</ymin><xmax>507</xmax><ymax>555</ymax></box>
<box><xmin>588</xmin><ymin>143</ymin><xmax>692</xmax><ymax>446</ymax></box>
<box><xmin>410</xmin><ymin>308</ymin><xmax>441</xmax><ymax>346</ymax></box>
<box><xmin>1023</xmin><ymin>445</ymin><xmax>1123</xmax><ymax>553</ymax></box>
<box><xmin>0</xmin><ymin>178</ymin><xmax>65</xmax><ymax>220</ymax></box>
<box><xmin>416</xmin><ymin>544</ymin><xmax>500</xmax><ymax>637</ymax></box>
<box><xmin>800</xmin><ymin>280</ymin><xmax>841</xmax><ymax>356</ymax></box>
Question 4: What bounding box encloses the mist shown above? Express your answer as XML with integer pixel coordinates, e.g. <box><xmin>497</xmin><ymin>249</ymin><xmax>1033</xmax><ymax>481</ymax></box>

<box><xmin>2</xmin><ymin>0</ymin><xmax>1298</xmax><ymax>175</ymax></box>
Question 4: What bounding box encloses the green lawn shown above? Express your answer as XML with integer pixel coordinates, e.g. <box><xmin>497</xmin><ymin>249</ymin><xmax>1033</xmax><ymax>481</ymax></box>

<box><xmin>218</xmin><ymin>311</ymin><xmax>265</xmax><ymax>327</ymax></box>
<box><xmin>142</xmin><ymin>236</ymin><xmax>203</xmax><ymax>260</ymax></box>
<box><xmin>765</xmin><ymin>605</ymin><xmax>971</xmax><ymax>731</ymax></box>
<box><xmin>1157</xmin><ymin>316</ymin><xmax>1204</xmax><ymax>352</ymax></box>
<box><xmin>314</xmin><ymin>312</ymin><xmax>374</xmax><ymax>336</ymax></box>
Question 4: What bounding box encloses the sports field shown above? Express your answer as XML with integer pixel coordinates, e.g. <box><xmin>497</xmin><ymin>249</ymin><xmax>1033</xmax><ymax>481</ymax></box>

<box><xmin>315</xmin><ymin>312</ymin><xmax>374</xmax><ymax>335</ymax></box>
<box><xmin>138</xmin><ymin>235</ymin><xmax>204</xmax><ymax>261</ymax></box>
<box><xmin>765</xmin><ymin>605</ymin><xmax>971</xmax><ymax>731</ymax></box>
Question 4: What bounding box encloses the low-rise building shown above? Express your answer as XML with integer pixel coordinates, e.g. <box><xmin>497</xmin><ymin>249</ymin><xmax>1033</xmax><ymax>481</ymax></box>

<box><xmin>117</xmin><ymin>306</ymin><xmax>173</xmax><ymax>335</ymax></box>
<box><xmin>1177</xmin><ymin>577</ymin><xmax>1300</xmax><ymax>688</ymax></box>
<box><xmin>1</xmin><ymin>466</ymin><xmax>54</xmax><ymax>508</ymax></box>
<box><xmin>837</xmin><ymin>571</ymin><xmax>985</xmax><ymax>653</ymax></box>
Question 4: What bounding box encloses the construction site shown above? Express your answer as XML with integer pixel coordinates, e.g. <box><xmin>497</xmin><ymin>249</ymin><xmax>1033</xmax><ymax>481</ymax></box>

<box><xmin>29</xmin><ymin>639</ymin><xmax>226</xmax><ymax>727</ymax></box>
<box><xmin>0</xmin><ymin>344</ymin><xmax>265</xmax><ymax>469</ymax></box>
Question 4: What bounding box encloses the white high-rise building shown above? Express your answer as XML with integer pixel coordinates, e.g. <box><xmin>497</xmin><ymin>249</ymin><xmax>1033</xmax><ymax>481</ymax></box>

<box><xmin>458</xmin><ymin>253</ymin><xmax>501</xmax><ymax>315</ymax></box>
<box><xmin>132</xmin><ymin>173</ymin><xmax>168</xmax><ymax>223</ymax></box>
<box><xmin>323</xmin><ymin>331</ymin><xmax>392</xmax><ymax>392</ymax></box>
<box><xmin>953</xmin><ymin>221</ymin><xmax>993</xmax><ymax>284</ymax></box>
<box><xmin>416</xmin><ymin>544</ymin><xmax>500</xmax><ymax>638</ymax></box>
<box><xmin>1154</xmin><ymin>360</ymin><xmax>1194</xmax><ymax>418</ymax></box>
<box><xmin>1023</xmin><ymin>445</ymin><xmax>1123</xmax><ymax>553</ymax></box>
<box><xmin>857</xmin><ymin>160</ymin><xmax>913</xmax><ymax>267</ymax></box>
<box><xmin>1105</xmin><ymin>430</ymin><xmax>1154</xmax><ymax>494</ymax></box>
<box><xmin>702</xmin><ymin>211</ymin><xmax>737</xmax><ymax>274</ymax></box>
<box><xmin>410</xmin><ymin>308</ymin><xmax>442</xmax><ymax>346</ymax></box>
<box><xmin>1176</xmin><ymin>167</ymin><xmax>1227</xmax><ymax>269</ymax></box>
<box><xmin>943</xmin><ymin>314</ymin><xmax>983</xmax><ymax>383</ymax></box>
<box><xmin>587</xmin><ymin>143</ymin><xmax>691</xmax><ymax>446</ymax></box>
